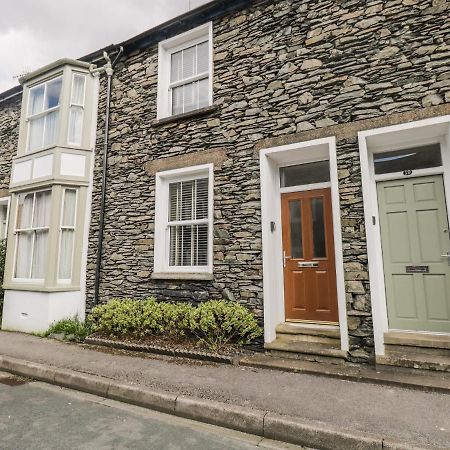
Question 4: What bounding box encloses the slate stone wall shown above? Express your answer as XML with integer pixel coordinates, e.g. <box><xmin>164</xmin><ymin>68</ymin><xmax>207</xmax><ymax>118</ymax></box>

<box><xmin>85</xmin><ymin>0</ymin><xmax>450</xmax><ymax>361</ymax></box>
<box><xmin>0</xmin><ymin>94</ymin><xmax>21</xmax><ymax>194</ymax></box>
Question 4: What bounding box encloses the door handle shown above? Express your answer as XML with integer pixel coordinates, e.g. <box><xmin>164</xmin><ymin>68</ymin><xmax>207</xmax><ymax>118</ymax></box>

<box><xmin>283</xmin><ymin>251</ymin><xmax>291</xmax><ymax>268</ymax></box>
<box><xmin>441</xmin><ymin>251</ymin><xmax>450</xmax><ymax>265</ymax></box>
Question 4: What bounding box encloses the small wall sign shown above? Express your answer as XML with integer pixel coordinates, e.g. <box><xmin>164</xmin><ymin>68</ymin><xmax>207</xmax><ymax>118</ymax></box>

<box><xmin>406</xmin><ymin>265</ymin><xmax>429</xmax><ymax>273</ymax></box>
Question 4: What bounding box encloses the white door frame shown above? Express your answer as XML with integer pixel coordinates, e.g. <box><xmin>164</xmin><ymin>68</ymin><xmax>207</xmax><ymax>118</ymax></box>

<box><xmin>260</xmin><ymin>137</ymin><xmax>349</xmax><ymax>351</ymax></box>
<box><xmin>358</xmin><ymin>116</ymin><xmax>450</xmax><ymax>356</ymax></box>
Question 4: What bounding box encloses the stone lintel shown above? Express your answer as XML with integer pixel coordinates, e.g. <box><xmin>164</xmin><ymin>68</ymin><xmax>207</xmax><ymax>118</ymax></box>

<box><xmin>144</xmin><ymin>148</ymin><xmax>227</xmax><ymax>176</ymax></box>
<box><xmin>255</xmin><ymin>104</ymin><xmax>450</xmax><ymax>154</ymax></box>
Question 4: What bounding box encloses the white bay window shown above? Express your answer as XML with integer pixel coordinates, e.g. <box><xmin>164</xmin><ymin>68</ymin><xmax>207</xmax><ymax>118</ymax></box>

<box><xmin>27</xmin><ymin>77</ymin><xmax>62</xmax><ymax>152</ymax></box>
<box><xmin>157</xmin><ymin>23</ymin><xmax>212</xmax><ymax>119</ymax></box>
<box><xmin>154</xmin><ymin>164</ymin><xmax>213</xmax><ymax>276</ymax></box>
<box><xmin>14</xmin><ymin>190</ymin><xmax>51</xmax><ymax>280</ymax></box>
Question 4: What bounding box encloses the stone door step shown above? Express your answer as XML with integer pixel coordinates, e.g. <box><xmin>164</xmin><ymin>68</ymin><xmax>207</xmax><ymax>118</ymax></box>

<box><xmin>265</xmin><ymin>339</ymin><xmax>347</xmax><ymax>364</ymax></box>
<box><xmin>384</xmin><ymin>331</ymin><xmax>450</xmax><ymax>349</ymax></box>
<box><xmin>276</xmin><ymin>322</ymin><xmax>340</xmax><ymax>339</ymax></box>
<box><xmin>377</xmin><ymin>350</ymin><xmax>450</xmax><ymax>372</ymax></box>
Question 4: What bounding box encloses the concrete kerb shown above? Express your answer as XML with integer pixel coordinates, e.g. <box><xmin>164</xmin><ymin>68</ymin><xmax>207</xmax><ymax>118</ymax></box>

<box><xmin>0</xmin><ymin>355</ymin><xmax>437</xmax><ymax>450</ymax></box>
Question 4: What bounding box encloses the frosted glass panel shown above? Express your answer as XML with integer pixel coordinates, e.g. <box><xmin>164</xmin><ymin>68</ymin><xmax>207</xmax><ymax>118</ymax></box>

<box><xmin>280</xmin><ymin>161</ymin><xmax>330</xmax><ymax>188</ymax></box>
<box><xmin>16</xmin><ymin>193</ymin><xmax>34</xmax><ymax>229</ymax></box>
<box><xmin>46</xmin><ymin>78</ymin><xmax>62</xmax><ymax>109</ymax></box>
<box><xmin>68</xmin><ymin>106</ymin><xmax>83</xmax><ymax>144</ymax></box>
<box><xmin>33</xmin><ymin>190</ymin><xmax>51</xmax><ymax>228</ymax></box>
<box><xmin>71</xmin><ymin>74</ymin><xmax>85</xmax><ymax>105</ymax></box>
<box><xmin>62</xmin><ymin>189</ymin><xmax>77</xmax><ymax>227</ymax></box>
<box><xmin>43</xmin><ymin>110</ymin><xmax>59</xmax><ymax>147</ymax></box>
<box><xmin>29</xmin><ymin>117</ymin><xmax>44</xmax><ymax>151</ymax></box>
<box><xmin>31</xmin><ymin>231</ymin><xmax>48</xmax><ymax>279</ymax></box>
<box><xmin>15</xmin><ymin>232</ymin><xmax>33</xmax><ymax>278</ymax></box>
<box><xmin>29</xmin><ymin>86</ymin><xmax>44</xmax><ymax>115</ymax></box>
<box><xmin>59</xmin><ymin>229</ymin><xmax>74</xmax><ymax>279</ymax></box>
<box><xmin>374</xmin><ymin>144</ymin><xmax>442</xmax><ymax>175</ymax></box>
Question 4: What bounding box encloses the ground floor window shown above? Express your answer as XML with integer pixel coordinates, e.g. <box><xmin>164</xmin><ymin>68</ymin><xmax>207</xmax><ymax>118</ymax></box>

<box><xmin>14</xmin><ymin>189</ymin><xmax>51</xmax><ymax>280</ymax></box>
<box><xmin>154</xmin><ymin>164</ymin><xmax>213</xmax><ymax>274</ymax></box>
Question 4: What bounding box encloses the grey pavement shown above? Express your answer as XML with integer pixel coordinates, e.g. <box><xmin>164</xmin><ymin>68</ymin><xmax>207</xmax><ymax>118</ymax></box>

<box><xmin>0</xmin><ymin>331</ymin><xmax>449</xmax><ymax>448</ymax></box>
<box><xmin>0</xmin><ymin>372</ymin><xmax>303</xmax><ymax>450</ymax></box>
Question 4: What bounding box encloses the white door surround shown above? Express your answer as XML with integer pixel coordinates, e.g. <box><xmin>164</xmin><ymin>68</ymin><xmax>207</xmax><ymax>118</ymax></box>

<box><xmin>259</xmin><ymin>137</ymin><xmax>349</xmax><ymax>351</ymax></box>
<box><xmin>358</xmin><ymin>116</ymin><xmax>450</xmax><ymax>356</ymax></box>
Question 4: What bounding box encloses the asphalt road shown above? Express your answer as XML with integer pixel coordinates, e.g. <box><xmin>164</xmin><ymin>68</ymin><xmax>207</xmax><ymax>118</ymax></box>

<box><xmin>0</xmin><ymin>372</ymin><xmax>305</xmax><ymax>450</ymax></box>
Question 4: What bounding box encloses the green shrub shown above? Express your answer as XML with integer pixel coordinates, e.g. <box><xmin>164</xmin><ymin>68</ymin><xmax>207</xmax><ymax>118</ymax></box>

<box><xmin>189</xmin><ymin>300</ymin><xmax>262</xmax><ymax>351</ymax></box>
<box><xmin>44</xmin><ymin>316</ymin><xmax>91</xmax><ymax>342</ymax></box>
<box><xmin>88</xmin><ymin>298</ymin><xmax>262</xmax><ymax>351</ymax></box>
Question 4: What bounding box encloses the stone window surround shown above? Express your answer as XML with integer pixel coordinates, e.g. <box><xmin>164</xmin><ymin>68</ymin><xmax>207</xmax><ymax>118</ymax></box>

<box><xmin>259</xmin><ymin>137</ymin><xmax>348</xmax><ymax>350</ymax></box>
<box><xmin>157</xmin><ymin>22</ymin><xmax>213</xmax><ymax>120</ymax></box>
<box><xmin>152</xmin><ymin>163</ymin><xmax>214</xmax><ymax>280</ymax></box>
<box><xmin>358</xmin><ymin>115</ymin><xmax>450</xmax><ymax>357</ymax></box>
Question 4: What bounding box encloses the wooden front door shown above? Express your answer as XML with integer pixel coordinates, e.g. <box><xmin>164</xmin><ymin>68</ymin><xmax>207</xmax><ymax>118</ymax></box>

<box><xmin>377</xmin><ymin>175</ymin><xmax>450</xmax><ymax>333</ymax></box>
<box><xmin>281</xmin><ymin>188</ymin><xmax>339</xmax><ymax>323</ymax></box>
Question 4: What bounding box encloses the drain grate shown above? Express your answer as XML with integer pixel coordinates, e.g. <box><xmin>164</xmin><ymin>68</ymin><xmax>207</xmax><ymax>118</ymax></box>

<box><xmin>0</xmin><ymin>377</ymin><xmax>30</xmax><ymax>386</ymax></box>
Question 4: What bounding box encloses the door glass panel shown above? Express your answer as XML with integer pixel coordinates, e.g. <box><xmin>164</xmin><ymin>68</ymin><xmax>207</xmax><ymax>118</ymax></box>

<box><xmin>312</xmin><ymin>197</ymin><xmax>326</xmax><ymax>258</ymax></box>
<box><xmin>289</xmin><ymin>200</ymin><xmax>303</xmax><ymax>258</ymax></box>
<box><xmin>373</xmin><ymin>144</ymin><xmax>442</xmax><ymax>175</ymax></box>
<box><xmin>280</xmin><ymin>160</ymin><xmax>330</xmax><ymax>188</ymax></box>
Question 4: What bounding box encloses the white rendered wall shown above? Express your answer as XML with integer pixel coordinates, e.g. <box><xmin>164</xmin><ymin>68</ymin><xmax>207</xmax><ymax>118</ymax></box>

<box><xmin>1</xmin><ymin>290</ymin><xmax>85</xmax><ymax>334</ymax></box>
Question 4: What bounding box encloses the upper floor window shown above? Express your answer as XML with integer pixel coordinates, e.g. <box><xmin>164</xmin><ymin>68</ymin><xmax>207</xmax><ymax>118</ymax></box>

<box><xmin>157</xmin><ymin>23</ymin><xmax>212</xmax><ymax>119</ymax></box>
<box><xmin>27</xmin><ymin>77</ymin><xmax>62</xmax><ymax>152</ymax></box>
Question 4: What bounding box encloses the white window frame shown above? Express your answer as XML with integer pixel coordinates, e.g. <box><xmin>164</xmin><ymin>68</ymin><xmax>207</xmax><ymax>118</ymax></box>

<box><xmin>12</xmin><ymin>188</ymin><xmax>52</xmax><ymax>282</ymax></box>
<box><xmin>157</xmin><ymin>22</ymin><xmax>213</xmax><ymax>119</ymax></box>
<box><xmin>67</xmin><ymin>73</ymin><xmax>87</xmax><ymax>146</ymax></box>
<box><xmin>0</xmin><ymin>197</ymin><xmax>11</xmax><ymax>240</ymax></box>
<box><xmin>154</xmin><ymin>164</ymin><xmax>214</xmax><ymax>274</ymax></box>
<box><xmin>26</xmin><ymin>75</ymin><xmax>63</xmax><ymax>153</ymax></box>
<box><xmin>57</xmin><ymin>187</ymin><xmax>78</xmax><ymax>284</ymax></box>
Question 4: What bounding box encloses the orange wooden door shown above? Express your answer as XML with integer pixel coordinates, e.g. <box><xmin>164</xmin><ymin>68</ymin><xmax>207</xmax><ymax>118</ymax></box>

<box><xmin>281</xmin><ymin>188</ymin><xmax>339</xmax><ymax>323</ymax></box>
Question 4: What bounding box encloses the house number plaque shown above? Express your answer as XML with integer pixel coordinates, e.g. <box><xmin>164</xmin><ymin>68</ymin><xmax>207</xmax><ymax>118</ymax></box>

<box><xmin>406</xmin><ymin>265</ymin><xmax>429</xmax><ymax>273</ymax></box>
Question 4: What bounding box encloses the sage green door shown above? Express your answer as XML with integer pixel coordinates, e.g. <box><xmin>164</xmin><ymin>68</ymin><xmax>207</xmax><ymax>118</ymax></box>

<box><xmin>377</xmin><ymin>175</ymin><xmax>450</xmax><ymax>332</ymax></box>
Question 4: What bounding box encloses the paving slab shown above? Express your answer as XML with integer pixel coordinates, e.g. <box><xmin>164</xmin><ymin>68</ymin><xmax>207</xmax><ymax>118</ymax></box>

<box><xmin>0</xmin><ymin>331</ymin><xmax>449</xmax><ymax>448</ymax></box>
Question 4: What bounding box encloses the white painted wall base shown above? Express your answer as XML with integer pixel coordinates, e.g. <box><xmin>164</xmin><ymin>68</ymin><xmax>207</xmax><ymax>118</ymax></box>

<box><xmin>1</xmin><ymin>290</ymin><xmax>85</xmax><ymax>334</ymax></box>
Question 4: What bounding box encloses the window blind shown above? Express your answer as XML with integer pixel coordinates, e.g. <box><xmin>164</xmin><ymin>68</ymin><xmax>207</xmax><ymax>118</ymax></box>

<box><xmin>170</xmin><ymin>41</ymin><xmax>209</xmax><ymax>115</ymax></box>
<box><xmin>168</xmin><ymin>178</ymin><xmax>209</xmax><ymax>267</ymax></box>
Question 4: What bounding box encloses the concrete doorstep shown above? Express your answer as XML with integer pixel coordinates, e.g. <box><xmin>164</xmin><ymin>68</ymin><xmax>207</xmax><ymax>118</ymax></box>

<box><xmin>0</xmin><ymin>354</ymin><xmax>442</xmax><ymax>450</ymax></box>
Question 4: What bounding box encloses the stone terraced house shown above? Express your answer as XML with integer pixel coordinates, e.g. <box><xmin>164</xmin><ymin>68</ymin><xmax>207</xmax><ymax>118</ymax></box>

<box><xmin>1</xmin><ymin>0</ymin><xmax>450</xmax><ymax>372</ymax></box>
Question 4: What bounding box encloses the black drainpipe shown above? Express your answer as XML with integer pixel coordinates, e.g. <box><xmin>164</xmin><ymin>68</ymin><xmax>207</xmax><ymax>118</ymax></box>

<box><xmin>93</xmin><ymin>47</ymin><xmax>123</xmax><ymax>306</ymax></box>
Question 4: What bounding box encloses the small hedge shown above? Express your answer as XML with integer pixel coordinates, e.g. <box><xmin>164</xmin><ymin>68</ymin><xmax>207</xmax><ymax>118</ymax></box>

<box><xmin>88</xmin><ymin>299</ymin><xmax>262</xmax><ymax>351</ymax></box>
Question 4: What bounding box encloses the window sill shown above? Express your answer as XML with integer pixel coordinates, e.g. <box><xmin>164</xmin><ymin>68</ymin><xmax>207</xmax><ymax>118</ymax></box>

<box><xmin>151</xmin><ymin>272</ymin><xmax>213</xmax><ymax>281</ymax></box>
<box><xmin>152</xmin><ymin>105</ymin><xmax>219</xmax><ymax>128</ymax></box>
<box><xmin>3</xmin><ymin>283</ymin><xmax>80</xmax><ymax>292</ymax></box>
